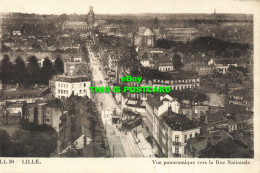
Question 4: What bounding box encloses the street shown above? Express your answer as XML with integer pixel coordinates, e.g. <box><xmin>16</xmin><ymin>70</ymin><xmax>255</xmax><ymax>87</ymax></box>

<box><xmin>87</xmin><ymin>44</ymin><xmax>144</xmax><ymax>157</ymax></box>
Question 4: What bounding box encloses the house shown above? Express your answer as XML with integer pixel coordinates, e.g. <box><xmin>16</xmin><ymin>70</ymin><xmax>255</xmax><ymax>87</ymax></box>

<box><xmin>200</xmin><ymin>112</ymin><xmax>228</xmax><ymax>133</ymax></box>
<box><xmin>225</xmin><ymin>104</ymin><xmax>253</xmax><ymax>132</ymax></box>
<box><xmin>50</xmin><ymin>75</ymin><xmax>91</xmax><ymax>99</ymax></box>
<box><xmin>208</xmin><ymin>58</ymin><xmax>238</xmax><ymax>74</ymax></box>
<box><xmin>157</xmin><ymin>58</ymin><xmax>174</xmax><ymax>72</ymax></box>
<box><xmin>229</xmin><ymin>90</ymin><xmax>248</xmax><ymax>106</ymax></box>
<box><xmin>23</xmin><ymin>100</ymin><xmax>62</xmax><ymax>131</ymax></box>
<box><xmin>13</xmin><ymin>30</ymin><xmax>21</xmax><ymax>36</ymax></box>
<box><xmin>143</xmin><ymin>94</ymin><xmax>180</xmax><ymax>134</ymax></box>
<box><xmin>196</xmin><ymin>64</ymin><xmax>215</xmax><ymax>76</ymax></box>
<box><xmin>187</xmin><ymin>137</ymin><xmax>208</xmax><ymax>157</ymax></box>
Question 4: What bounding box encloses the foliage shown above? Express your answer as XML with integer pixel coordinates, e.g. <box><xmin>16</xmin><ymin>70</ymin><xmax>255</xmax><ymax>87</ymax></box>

<box><xmin>41</xmin><ymin>57</ymin><xmax>53</xmax><ymax>84</ymax></box>
<box><xmin>0</xmin><ymin>129</ymin><xmax>11</xmax><ymax>156</ymax></box>
<box><xmin>172</xmin><ymin>53</ymin><xmax>183</xmax><ymax>71</ymax></box>
<box><xmin>0</xmin><ymin>55</ymin><xmax>64</xmax><ymax>85</ymax></box>
<box><xmin>27</xmin><ymin>56</ymin><xmax>41</xmax><ymax>84</ymax></box>
<box><xmin>13</xmin><ymin>56</ymin><xmax>27</xmax><ymax>83</ymax></box>
<box><xmin>0</xmin><ymin>54</ymin><xmax>13</xmax><ymax>83</ymax></box>
<box><xmin>156</xmin><ymin>37</ymin><xmax>250</xmax><ymax>57</ymax></box>
<box><xmin>1</xmin><ymin>44</ymin><xmax>12</xmax><ymax>52</ymax></box>
<box><xmin>53</xmin><ymin>57</ymin><xmax>64</xmax><ymax>75</ymax></box>
<box><xmin>0</xmin><ymin>124</ymin><xmax>58</xmax><ymax>157</ymax></box>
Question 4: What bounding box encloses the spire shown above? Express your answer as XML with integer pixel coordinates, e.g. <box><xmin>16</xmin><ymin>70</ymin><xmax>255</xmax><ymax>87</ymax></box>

<box><xmin>88</xmin><ymin>6</ymin><xmax>95</xmax><ymax>27</ymax></box>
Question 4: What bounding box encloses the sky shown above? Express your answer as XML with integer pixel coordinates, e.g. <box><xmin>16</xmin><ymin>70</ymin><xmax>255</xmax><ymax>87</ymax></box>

<box><xmin>0</xmin><ymin>0</ymin><xmax>259</xmax><ymax>15</ymax></box>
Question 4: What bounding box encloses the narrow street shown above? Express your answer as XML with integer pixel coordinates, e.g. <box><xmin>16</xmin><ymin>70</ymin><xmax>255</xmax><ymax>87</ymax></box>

<box><xmin>87</xmin><ymin>44</ymin><xmax>143</xmax><ymax>157</ymax></box>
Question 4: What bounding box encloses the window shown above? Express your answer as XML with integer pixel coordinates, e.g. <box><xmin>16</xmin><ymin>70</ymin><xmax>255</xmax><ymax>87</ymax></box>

<box><xmin>58</xmin><ymin>89</ymin><xmax>60</xmax><ymax>93</ymax></box>
<box><xmin>84</xmin><ymin>83</ymin><xmax>86</xmax><ymax>87</ymax></box>
<box><xmin>46</xmin><ymin>119</ymin><xmax>50</xmax><ymax>123</ymax></box>
<box><xmin>190</xmin><ymin>134</ymin><xmax>192</xmax><ymax>138</ymax></box>
<box><xmin>175</xmin><ymin>147</ymin><xmax>179</xmax><ymax>154</ymax></box>
<box><xmin>72</xmin><ymin>84</ymin><xmax>74</xmax><ymax>88</ymax></box>
<box><xmin>175</xmin><ymin>135</ymin><xmax>179</xmax><ymax>143</ymax></box>
<box><xmin>184</xmin><ymin>135</ymin><xmax>187</xmax><ymax>142</ymax></box>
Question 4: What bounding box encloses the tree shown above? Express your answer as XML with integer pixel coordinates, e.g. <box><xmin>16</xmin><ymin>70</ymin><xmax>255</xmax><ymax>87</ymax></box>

<box><xmin>0</xmin><ymin>54</ymin><xmax>13</xmax><ymax>83</ymax></box>
<box><xmin>0</xmin><ymin>129</ymin><xmax>11</xmax><ymax>156</ymax></box>
<box><xmin>27</xmin><ymin>56</ymin><xmax>41</xmax><ymax>85</ymax></box>
<box><xmin>1</xmin><ymin>44</ymin><xmax>12</xmax><ymax>52</ymax></box>
<box><xmin>172</xmin><ymin>53</ymin><xmax>183</xmax><ymax>71</ymax></box>
<box><xmin>10</xmin><ymin>124</ymin><xmax>58</xmax><ymax>157</ymax></box>
<box><xmin>13</xmin><ymin>56</ymin><xmax>27</xmax><ymax>84</ymax></box>
<box><xmin>53</xmin><ymin>57</ymin><xmax>64</xmax><ymax>74</ymax></box>
<box><xmin>41</xmin><ymin>57</ymin><xmax>53</xmax><ymax>84</ymax></box>
<box><xmin>152</xmin><ymin>18</ymin><xmax>159</xmax><ymax>29</ymax></box>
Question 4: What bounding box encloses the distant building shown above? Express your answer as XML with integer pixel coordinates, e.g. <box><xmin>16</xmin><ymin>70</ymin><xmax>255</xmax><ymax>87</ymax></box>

<box><xmin>196</xmin><ymin>64</ymin><xmax>215</xmax><ymax>76</ymax></box>
<box><xmin>142</xmin><ymin>77</ymin><xmax>200</xmax><ymax>91</ymax></box>
<box><xmin>88</xmin><ymin>6</ymin><xmax>95</xmax><ymax>28</ymax></box>
<box><xmin>157</xmin><ymin>58</ymin><xmax>174</xmax><ymax>72</ymax></box>
<box><xmin>135</xmin><ymin>27</ymin><xmax>155</xmax><ymax>48</ymax></box>
<box><xmin>208</xmin><ymin>58</ymin><xmax>238</xmax><ymax>74</ymax></box>
<box><xmin>165</xmin><ymin>28</ymin><xmax>198</xmax><ymax>42</ymax></box>
<box><xmin>13</xmin><ymin>30</ymin><xmax>21</xmax><ymax>36</ymax></box>
<box><xmin>62</xmin><ymin>21</ymin><xmax>89</xmax><ymax>30</ymax></box>
<box><xmin>51</xmin><ymin>75</ymin><xmax>91</xmax><ymax>99</ymax></box>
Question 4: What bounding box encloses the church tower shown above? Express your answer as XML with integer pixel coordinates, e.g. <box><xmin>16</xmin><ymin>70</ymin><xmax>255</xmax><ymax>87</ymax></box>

<box><xmin>88</xmin><ymin>6</ymin><xmax>95</xmax><ymax>28</ymax></box>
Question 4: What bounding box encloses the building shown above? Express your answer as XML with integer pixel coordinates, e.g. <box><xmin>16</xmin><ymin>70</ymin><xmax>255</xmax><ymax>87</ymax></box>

<box><xmin>157</xmin><ymin>58</ymin><xmax>174</xmax><ymax>72</ymax></box>
<box><xmin>13</xmin><ymin>30</ymin><xmax>21</xmax><ymax>36</ymax></box>
<box><xmin>135</xmin><ymin>26</ymin><xmax>155</xmax><ymax>48</ymax></box>
<box><xmin>143</xmin><ymin>94</ymin><xmax>180</xmax><ymax>134</ymax></box>
<box><xmin>165</xmin><ymin>28</ymin><xmax>198</xmax><ymax>42</ymax></box>
<box><xmin>88</xmin><ymin>6</ymin><xmax>95</xmax><ymax>28</ymax></box>
<box><xmin>0</xmin><ymin>102</ymin><xmax>24</xmax><ymax>125</ymax></box>
<box><xmin>142</xmin><ymin>77</ymin><xmax>200</xmax><ymax>91</ymax></box>
<box><xmin>208</xmin><ymin>58</ymin><xmax>238</xmax><ymax>74</ymax></box>
<box><xmin>178</xmin><ymin>92</ymin><xmax>209</xmax><ymax>120</ymax></box>
<box><xmin>196</xmin><ymin>64</ymin><xmax>215</xmax><ymax>76</ymax></box>
<box><xmin>153</xmin><ymin>112</ymin><xmax>200</xmax><ymax>157</ymax></box>
<box><xmin>51</xmin><ymin>75</ymin><xmax>91</xmax><ymax>99</ymax></box>
<box><xmin>2</xmin><ymin>86</ymin><xmax>50</xmax><ymax>103</ymax></box>
<box><xmin>62</xmin><ymin>21</ymin><xmax>90</xmax><ymax>31</ymax></box>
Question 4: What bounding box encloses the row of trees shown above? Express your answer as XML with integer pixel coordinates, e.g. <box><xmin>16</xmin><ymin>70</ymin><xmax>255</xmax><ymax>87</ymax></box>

<box><xmin>0</xmin><ymin>55</ymin><xmax>64</xmax><ymax>85</ymax></box>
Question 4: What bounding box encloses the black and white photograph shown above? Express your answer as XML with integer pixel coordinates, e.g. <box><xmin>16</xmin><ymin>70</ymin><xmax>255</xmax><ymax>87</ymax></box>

<box><xmin>0</xmin><ymin>0</ymin><xmax>259</xmax><ymax>172</ymax></box>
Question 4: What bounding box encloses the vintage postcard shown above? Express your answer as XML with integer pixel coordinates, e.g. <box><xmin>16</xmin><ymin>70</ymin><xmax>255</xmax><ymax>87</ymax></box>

<box><xmin>0</xmin><ymin>0</ymin><xmax>259</xmax><ymax>172</ymax></box>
